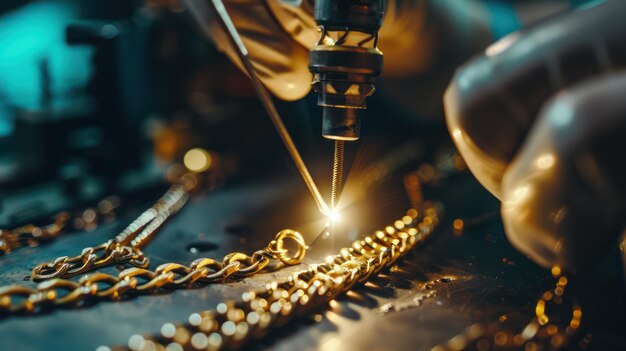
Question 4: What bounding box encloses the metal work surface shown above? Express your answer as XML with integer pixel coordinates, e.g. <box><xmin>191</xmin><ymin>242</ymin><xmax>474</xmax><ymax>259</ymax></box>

<box><xmin>1</xmin><ymin>170</ymin><xmax>625</xmax><ymax>350</ymax></box>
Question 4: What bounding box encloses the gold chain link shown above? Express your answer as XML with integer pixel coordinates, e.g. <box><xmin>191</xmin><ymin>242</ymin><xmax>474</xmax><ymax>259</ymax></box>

<box><xmin>106</xmin><ymin>204</ymin><xmax>440</xmax><ymax>351</ymax></box>
<box><xmin>0</xmin><ymin>172</ymin><xmax>313</xmax><ymax>315</ymax></box>
<box><xmin>31</xmin><ymin>175</ymin><xmax>195</xmax><ymax>281</ymax></box>
<box><xmin>0</xmin><ymin>196</ymin><xmax>121</xmax><ymax>256</ymax></box>
<box><xmin>0</xmin><ymin>215</ymin><xmax>69</xmax><ymax>255</ymax></box>
<box><xmin>0</xmin><ymin>229</ymin><xmax>307</xmax><ymax>314</ymax></box>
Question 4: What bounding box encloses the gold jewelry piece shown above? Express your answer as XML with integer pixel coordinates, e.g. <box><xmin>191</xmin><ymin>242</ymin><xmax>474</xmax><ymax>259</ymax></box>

<box><xmin>0</xmin><ymin>229</ymin><xmax>307</xmax><ymax>314</ymax></box>
<box><xmin>31</xmin><ymin>174</ymin><xmax>196</xmax><ymax>281</ymax></box>
<box><xmin>107</xmin><ymin>204</ymin><xmax>440</xmax><ymax>351</ymax></box>
<box><xmin>0</xmin><ymin>172</ymin><xmax>310</xmax><ymax>314</ymax></box>
<box><xmin>0</xmin><ymin>196</ymin><xmax>120</xmax><ymax>256</ymax></box>
<box><xmin>433</xmin><ymin>269</ymin><xmax>585</xmax><ymax>351</ymax></box>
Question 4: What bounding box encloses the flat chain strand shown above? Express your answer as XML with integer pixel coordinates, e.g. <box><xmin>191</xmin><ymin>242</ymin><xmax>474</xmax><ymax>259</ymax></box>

<box><xmin>110</xmin><ymin>204</ymin><xmax>440</xmax><ymax>351</ymax></box>
<box><xmin>31</xmin><ymin>174</ymin><xmax>197</xmax><ymax>281</ymax></box>
<box><xmin>0</xmin><ymin>229</ymin><xmax>307</xmax><ymax>314</ymax></box>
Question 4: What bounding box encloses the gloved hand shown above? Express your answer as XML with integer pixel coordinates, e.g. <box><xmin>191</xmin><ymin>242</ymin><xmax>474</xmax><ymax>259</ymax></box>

<box><xmin>182</xmin><ymin>0</ymin><xmax>490</xmax><ymax>100</ymax></box>
<box><xmin>445</xmin><ymin>0</ymin><xmax>626</xmax><ymax>271</ymax></box>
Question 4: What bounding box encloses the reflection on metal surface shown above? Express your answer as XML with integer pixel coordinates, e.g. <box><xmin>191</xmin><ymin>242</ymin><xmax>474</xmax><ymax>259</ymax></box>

<box><xmin>109</xmin><ymin>204</ymin><xmax>441</xmax><ymax>351</ymax></box>
<box><xmin>378</xmin><ymin>276</ymin><xmax>457</xmax><ymax>315</ymax></box>
<box><xmin>187</xmin><ymin>241</ymin><xmax>219</xmax><ymax>254</ymax></box>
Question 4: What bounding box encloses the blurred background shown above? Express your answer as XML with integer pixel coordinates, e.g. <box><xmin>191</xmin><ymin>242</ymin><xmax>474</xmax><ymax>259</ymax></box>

<box><xmin>0</xmin><ymin>0</ymin><xmax>581</xmax><ymax>227</ymax></box>
<box><xmin>0</xmin><ymin>0</ymin><xmax>299</xmax><ymax>226</ymax></box>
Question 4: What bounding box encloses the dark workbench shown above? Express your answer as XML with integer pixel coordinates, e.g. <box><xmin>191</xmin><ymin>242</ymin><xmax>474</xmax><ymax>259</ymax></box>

<box><xmin>1</xmin><ymin>163</ymin><xmax>625</xmax><ymax>351</ymax></box>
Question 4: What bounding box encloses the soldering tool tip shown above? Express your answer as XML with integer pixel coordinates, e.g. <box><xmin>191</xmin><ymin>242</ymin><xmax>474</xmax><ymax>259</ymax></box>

<box><xmin>330</xmin><ymin>140</ymin><xmax>345</xmax><ymax>210</ymax></box>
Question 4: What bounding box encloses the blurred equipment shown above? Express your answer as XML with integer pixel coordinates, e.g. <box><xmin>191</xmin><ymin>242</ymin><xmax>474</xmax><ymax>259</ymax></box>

<box><xmin>309</xmin><ymin>0</ymin><xmax>384</xmax><ymax>209</ymax></box>
<box><xmin>0</xmin><ymin>1</ymin><xmax>280</xmax><ymax>226</ymax></box>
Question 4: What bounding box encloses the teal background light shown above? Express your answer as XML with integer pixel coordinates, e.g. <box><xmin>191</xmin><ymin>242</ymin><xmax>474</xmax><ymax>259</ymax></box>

<box><xmin>0</xmin><ymin>1</ymin><xmax>94</xmax><ymax>137</ymax></box>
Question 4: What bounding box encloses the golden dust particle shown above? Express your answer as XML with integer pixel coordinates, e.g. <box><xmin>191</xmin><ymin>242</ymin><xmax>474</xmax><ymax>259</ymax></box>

<box><xmin>551</xmin><ymin>334</ymin><xmax>565</xmax><ymax>348</ymax></box>
<box><xmin>313</xmin><ymin>314</ymin><xmax>323</xmax><ymax>323</ymax></box>
<box><xmin>573</xmin><ymin>308</ymin><xmax>582</xmax><ymax>319</ymax></box>
<box><xmin>499</xmin><ymin>314</ymin><xmax>508</xmax><ymax>322</ymax></box>
<box><xmin>542</xmin><ymin>291</ymin><xmax>554</xmax><ymax>301</ymax></box>
<box><xmin>453</xmin><ymin>219</ymin><xmax>464</xmax><ymax>235</ymax></box>
<box><xmin>551</xmin><ymin>265</ymin><xmax>562</xmax><ymax>278</ymax></box>
<box><xmin>501</xmin><ymin>257</ymin><xmax>515</xmax><ymax>265</ymax></box>
<box><xmin>547</xmin><ymin>325</ymin><xmax>558</xmax><ymax>335</ymax></box>
<box><xmin>494</xmin><ymin>331</ymin><xmax>508</xmax><ymax>346</ymax></box>
<box><xmin>183</xmin><ymin>148</ymin><xmax>212</xmax><ymax>173</ymax></box>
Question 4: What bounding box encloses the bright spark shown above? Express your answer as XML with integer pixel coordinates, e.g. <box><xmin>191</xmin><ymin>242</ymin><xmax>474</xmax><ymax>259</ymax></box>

<box><xmin>327</xmin><ymin>210</ymin><xmax>342</xmax><ymax>225</ymax></box>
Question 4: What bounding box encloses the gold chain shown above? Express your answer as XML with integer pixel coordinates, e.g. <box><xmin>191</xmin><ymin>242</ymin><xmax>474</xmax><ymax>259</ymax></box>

<box><xmin>31</xmin><ymin>174</ymin><xmax>196</xmax><ymax>281</ymax></box>
<box><xmin>0</xmin><ymin>196</ymin><xmax>120</xmax><ymax>256</ymax></box>
<box><xmin>0</xmin><ymin>229</ymin><xmax>307</xmax><ymax>314</ymax></box>
<box><xmin>106</xmin><ymin>204</ymin><xmax>440</xmax><ymax>351</ymax></box>
<box><xmin>0</xmin><ymin>214</ymin><xmax>69</xmax><ymax>255</ymax></box>
<box><xmin>0</xmin><ymin>172</ymin><xmax>313</xmax><ymax>315</ymax></box>
<box><xmin>433</xmin><ymin>269</ymin><xmax>586</xmax><ymax>351</ymax></box>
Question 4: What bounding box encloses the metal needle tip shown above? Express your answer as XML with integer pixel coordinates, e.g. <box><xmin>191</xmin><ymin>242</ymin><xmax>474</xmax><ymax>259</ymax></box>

<box><xmin>330</xmin><ymin>140</ymin><xmax>345</xmax><ymax>210</ymax></box>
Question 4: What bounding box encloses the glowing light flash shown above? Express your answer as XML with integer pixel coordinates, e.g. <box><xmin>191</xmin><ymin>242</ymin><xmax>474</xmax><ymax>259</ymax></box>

<box><xmin>326</xmin><ymin>210</ymin><xmax>342</xmax><ymax>226</ymax></box>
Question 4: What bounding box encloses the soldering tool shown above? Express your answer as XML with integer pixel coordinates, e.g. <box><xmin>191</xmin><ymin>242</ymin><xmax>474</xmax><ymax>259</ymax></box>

<box><xmin>309</xmin><ymin>0</ymin><xmax>384</xmax><ymax>210</ymax></box>
<box><xmin>210</xmin><ymin>0</ymin><xmax>384</xmax><ymax>215</ymax></box>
